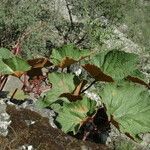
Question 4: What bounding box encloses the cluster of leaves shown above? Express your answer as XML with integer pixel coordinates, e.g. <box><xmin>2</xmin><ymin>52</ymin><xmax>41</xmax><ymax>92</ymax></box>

<box><xmin>0</xmin><ymin>47</ymin><xmax>51</xmax><ymax>99</ymax></box>
<box><xmin>0</xmin><ymin>44</ymin><xmax>150</xmax><ymax>142</ymax></box>
<box><xmin>37</xmin><ymin>44</ymin><xmax>149</xmax><ymax>141</ymax></box>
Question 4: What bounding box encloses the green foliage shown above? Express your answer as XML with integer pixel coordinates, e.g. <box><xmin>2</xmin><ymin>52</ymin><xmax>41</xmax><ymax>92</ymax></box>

<box><xmin>0</xmin><ymin>0</ymin><xmax>149</xmax><ymax>143</ymax></box>
<box><xmin>51</xmin><ymin>44</ymin><xmax>90</xmax><ymax>68</ymax></box>
<box><xmin>0</xmin><ymin>0</ymin><xmax>56</xmax><ymax>58</ymax></box>
<box><xmin>2</xmin><ymin>57</ymin><xmax>31</xmax><ymax>74</ymax></box>
<box><xmin>36</xmin><ymin>72</ymin><xmax>80</xmax><ymax>108</ymax></box>
<box><xmin>35</xmin><ymin>46</ymin><xmax>149</xmax><ymax>141</ymax></box>
<box><xmin>0</xmin><ymin>48</ymin><xmax>31</xmax><ymax>75</ymax></box>
<box><xmin>8</xmin><ymin>89</ymin><xmax>29</xmax><ymax>100</ymax></box>
<box><xmin>100</xmin><ymin>82</ymin><xmax>150</xmax><ymax>139</ymax></box>
<box><xmin>83</xmin><ymin>50</ymin><xmax>139</xmax><ymax>80</ymax></box>
<box><xmin>69</xmin><ymin>0</ymin><xmax>125</xmax><ymax>22</ymax></box>
<box><xmin>0</xmin><ymin>43</ymin><xmax>149</xmax><ymax>142</ymax></box>
<box><xmin>56</xmin><ymin>97</ymin><xmax>96</xmax><ymax>134</ymax></box>
<box><xmin>69</xmin><ymin>0</ymin><xmax>150</xmax><ymax>51</ymax></box>
<box><xmin>1</xmin><ymin>0</ymin><xmax>149</xmax><ymax>59</ymax></box>
<box><xmin>48</xmin><ymin>72</ymin><xmax>75</xmax><ymax>94</ymax></box>
<box><xmin>0</xmin><ymin>0</ymin><xmax>121</xmax><ymax>58</ymax></box>
<box><xmin>114</xmin><ymin>140</ymin><xmax>135</xmax><ymax>150</ymax></box>
<box><xmin>86</xmin><ymin>19</ymin><xmax>113</xmax><ymax>48</ymax></box>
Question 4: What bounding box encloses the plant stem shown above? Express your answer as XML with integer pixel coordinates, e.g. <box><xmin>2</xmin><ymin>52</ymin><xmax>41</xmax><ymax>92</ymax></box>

<box><xmin>65</xmin><ymin>0</ymin><xmax>74</xmax><ymax>30</ymax></box>
<box><xmin>81</xmin><ymin>80</ymin><xmax>97</xmax><ymax>93</ymax></box>
<box><xmin>10</xmin><ymin>88</ymin><xmax>18</xmax><ymax>100</ymax></box>
<box><xmin>0</xmin><ymin>75</ymin><xmax>8</xmax><ymax>91</ymax></box>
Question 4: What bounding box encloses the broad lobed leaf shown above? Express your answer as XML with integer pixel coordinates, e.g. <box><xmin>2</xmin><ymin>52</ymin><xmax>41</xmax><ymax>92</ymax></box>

<box><xmin>51</xmin><ymin>44</ymin><xmax>90</xmax><ymax>68</ymax></box>
<box><xmin>83</xmin><ymin>50</ymin><xmax>139</xmax><ymax>81</ymax></box>
<box><xmin>0</xmin><ymin>57</ymin><xmax>31</xmax><ymax>76</ymax></box>
<box><xmin>48</xmin><ymin>72</ymin><xmax>75</xmax><ymax>93</ymax></box>
<box><xmin>100</xmin><ymin>82</ymin><xmax>150</xmax><ymax>140</ymax></box>
<box><xmin>56</xmin><ymin>97</ymin><xmax>97</xmax><ymax>134</ymax></box>
<box><xmin>37</xmin><ymin>72</ymin><xmax>79</xmax><ymax>107</ymax></box>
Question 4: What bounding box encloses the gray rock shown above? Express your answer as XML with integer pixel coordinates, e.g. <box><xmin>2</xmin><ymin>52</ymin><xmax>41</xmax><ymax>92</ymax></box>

<box><xmin>107</xmin><ymin>125</ymin><xmax>150</xmax><ymax>150</ymax></box>
<box><xmin>140</xmin><ymin>133</ymin><xmax>150</xmax><ymax>148</ymax></box>
<box><xmin>0</xmin><ymin>100</ymin><xmax>11</xmax><ymax>136</ymax></box>
<box><xmin>18</xmin><ymin>144</ymin><xmax>34</xmax><ymax>150</ymax></box>
<box><xmin>16</xmin><ymin>99</ymin><xmax>57</xmax><ymax>129</ymax></box>
<box><xmin>2</xmin><ymin>75</ymin><xmax>23</xmax><ymax>92</ymax></box>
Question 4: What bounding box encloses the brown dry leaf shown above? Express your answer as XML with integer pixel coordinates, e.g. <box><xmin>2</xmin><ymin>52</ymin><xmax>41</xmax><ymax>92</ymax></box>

<box><xmin>13</xmin><ymin>71</ymin><xmax>25</xmax><ymax>77</ymax></box>
<box><xmin>59</xmin><ymin>57</ymin><xmax>77</xmax><ymax>69</ymax></box>
<box><xmin>28</xmin><ymin>58</ymin><xmax>52</xmax><ymax>68</ymax></box>
<box><xmin>73</xmin><ymin>80</ymin><xmax>87</xmax><ymax>96</ymax></box>
<box><xmin>27</xmin><ymin>58</ymin><xmax>52</xmax><ymax>80</ymax></box>
<box><xmin>60</xmin><ymin>93</ymin><xmax>82</xmax><ymax>102</ymax></box>
<box><xmin>126</xmin><ymin>76</ymin><xmax>149</xmax><ymax>88</ymax></box>
<box><xmin>82</xmin><ymin>64</ymin><xmax>114</xmax><ymax>82</ymax></box>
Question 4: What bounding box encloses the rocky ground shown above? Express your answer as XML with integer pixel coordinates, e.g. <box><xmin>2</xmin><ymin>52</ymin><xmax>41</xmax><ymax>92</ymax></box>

<box><xmin>0</xmin><ymin>101</ymin><xmax>109</xmax><ymax>150</ymax></box>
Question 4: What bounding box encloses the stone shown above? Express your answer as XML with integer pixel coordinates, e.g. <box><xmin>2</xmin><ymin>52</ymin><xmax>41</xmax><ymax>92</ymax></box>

<box><xmin>0</xmin><ymin>100</ymin><xmax>11</xmax><ymax>137</ymax></box>
<box><xmin>0</xmin><ymin>105</ymin><xmax>109</xmax><ymax>150</ymax></box>
<box><xmin>2</xmin><ymin>75</ymin><xmax>23</xmax><ymax>92</ymax></box>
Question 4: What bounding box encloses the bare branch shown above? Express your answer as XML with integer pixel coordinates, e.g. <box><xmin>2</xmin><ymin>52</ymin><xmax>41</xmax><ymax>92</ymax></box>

<box><xmin>65</xmin><ymin>0</ymin><xmax>74</xmax><ymax>30</ymax></box>
<box><xmin>75</xmin><ymin>33</ymin><xmax>87</xmax><ymax>45</ymax></box>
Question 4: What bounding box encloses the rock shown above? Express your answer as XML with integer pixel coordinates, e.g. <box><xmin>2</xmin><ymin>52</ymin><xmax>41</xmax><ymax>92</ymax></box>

<box><xmin>107</xmin><ymin>125</ymin><xmax>150</xmax><ymax>150</ymax></box>
<box><xmin>2</xmin><ymin>75</ymin><xmax>23</xmax><ymax>92</ymax></box>
<box><xmin>0</xmin><ymin>105</ymin><xmax>109</xmax><ymax>150</ymax></box>
<box><xmin>54</xmin><ymin>0</ymin><xmax>78</xmax><ymax>22</ymax></box>
<box><xmin>140</xmin><ymin>53</ymin><xmax>150</xmax><ymax>81</ymax></box>
<box><xmin>0</xmin><ymin>100</ymin><xmax>11</xmax><ymax>137</ymax></box>
<box><xmin>18</xmin><ymin>99</ymin><xmax>57</xmax><ymax>129</ymax></box>
<box><xmin>140</xmin><ymin>133</ymin><xmax>150</xmax><ymax>148</ymax></box>
<box><xmin>19</xmin><ymin>144</ymin><xmax>34</xmax><ymax>150</ymax></box>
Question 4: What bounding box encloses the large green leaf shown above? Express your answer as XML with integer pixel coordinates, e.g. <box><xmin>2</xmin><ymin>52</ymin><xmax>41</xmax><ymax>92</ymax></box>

<box><xmin>0</xmin><ymin>57</ymin><xmax>31</xmax><ymax>75</ymax></box>
<box><xmin>100</xmin><ymin>82</ymin><xmax>150</xmax><ymax>140</ymax></box>
<box><xmin>0</xmin><ymin>48</ymin><xmax>14</xmax><ymax>74</ymax></box>
<box><xmin>37</xmin><ymin>72</ymin><xmax>78</xmax><ymax>107</ymax></box>
<box><xmin>51</xmin><ymin>44</ymin><xmax>90</xmax><ymax>68</ymax></box>
<box><xmin>49</xmin><ymin>72</ymin><xmax>75</xmax><ymax>93</ymax></box>
<box><xmin>0</xmin><ymin>48</ymin><xmax>13</xmax><ymax>59</ymax></box>
<box><xmin>0</xmin><ymin>59</ymin><xmax>14</xmax><ymax>75</ymax></box>
<box><xmin>83</xmin><ymin>50</ymin><xmax>139</xmax><ymax>81</ymax></box>
<box><xmin>56</xmin><ymin>97</ymin><xmax>97</xmax><ymax>134</ymax></box>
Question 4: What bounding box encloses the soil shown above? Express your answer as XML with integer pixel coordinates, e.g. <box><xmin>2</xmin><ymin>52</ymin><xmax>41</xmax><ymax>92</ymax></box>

<box><xmin>0</xmin><ymin>105</ymin><xmax>109</xmax><ymax>150</ymax></box>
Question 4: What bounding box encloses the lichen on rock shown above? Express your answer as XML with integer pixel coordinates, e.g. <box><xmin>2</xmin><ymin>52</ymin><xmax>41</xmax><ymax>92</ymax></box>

<box><xmin>0</xmin><ymin>99</ymin><xmax>11</xmax><ymax>137</ymax></box>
